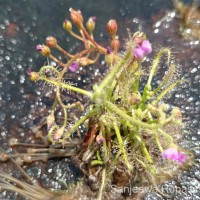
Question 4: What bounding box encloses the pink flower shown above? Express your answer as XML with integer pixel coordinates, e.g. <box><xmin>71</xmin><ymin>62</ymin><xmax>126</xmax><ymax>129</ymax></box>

<box><xmin>69</xmin><ymin>62</ymin><xmax>79</xmax><ymax>72</ymax></box>
<box><xmin>133</xmin><ymin>47</ymin><xmax>145</xmax><ymax>59</ymax></box>
<box><xmin>162</xmin><ymin>148</ymin><xmax>187</xmax><ymax>165</ymax></box>
<box><xmin>133</xmin><ymin>40</ymin><xmax>152</xmax><ymax>59</ymax></box>
<box><xmin>141</xmin><ymin>40</ymin><xmax>152</xmax><ymax>55</ymax></box>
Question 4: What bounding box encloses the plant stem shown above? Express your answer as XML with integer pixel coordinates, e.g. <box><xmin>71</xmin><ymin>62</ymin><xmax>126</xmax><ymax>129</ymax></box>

<box><xmin>58</xmin><ymin>48</ymin><xmax>97</xmax><ymax>79</ymax></box>
<box><xmin>80</xmin><ymin>24</ymin><xmax>107</xmax><ymax>54</ymax></box>
<box><xmin>99</xmin><ymin>51</ymin><xmax>131</xmax><ymax>91</ymax></box>
<box><xmin>62</xmin><ymin>108</ymin><xmax>67</xmax><ymax>127</ymax></box>
<box><xmin>153</xmin><ymin>64</ymin><xmax>175</xmax><ymax>95</ymax></box>
<box><xmin>48</xmin><ymin>54</ymin><xmax>66</xmax><ymax>67</ymax></box>
<box><xmin>62</xmin><ymin>108</ymin><xmax>99</xmax><ymax>140</ymax></box>
<box><xmin>147</xmin><ymin>48</ymin><xmax>171</xmax><ymax>85</ymax></box>
<box><xmin>152</xmin><ymin>80</ymin><xmax>182</xmax><ymax>104</ymax></box>
<box><xmin>79</xmin><ymin>29</ymin><xmax>88</xmax><ymax>49</ymax></box>
<box><xmin>56</xmin><ymin>44</ymin><xmax>73</xmax><ymax>58</ymax></box>
<box><xmin>133</xmin><ymin>133</ymin><xmax>153</xmax><ymax>163</ymax></box>
<box><xmin>60</xmin><ymin>82</ymin><xmax>93</xmax><ymax>97</ymax></box>
<box><xmin>56</xmin><ymin>86</ymin><xmax>83</xmax><ymax>109</ymax></box>
<box><xmin>105</xmin><ymin>101</ymin><xmax>160</xmax><ymax>129</ymax></box>
<box><xmin>69</xmin><ymin>30</ymin><xmax>83</xmax><ymax>41</ymax></box>
<box><xmin>97</xmin><ymin>168</ymin><xmax>106</xmax><ymax>200</ymax></box>
<box><xmin>91</xmin><ymin>160</ymin><xmax>104</xmax><ymax>166</ymax></box>
<box><xmin>153</xmin><ymin>131</ymin><xmax>163</xmax><ymax>152</ymax></box>
<box><xmin>114</xmin><ymin>124</ymin><xmax>132</xmax><ymax>171</ymax></box>
<box><xmin>40</xmin><ymin>66</ymin><xmax>93</xmax><ymax>97</ymax></box>
<box><xmin>158</xmin><ymin>128</ymin><xmax>173</xmax><ymax>143</ymax></box>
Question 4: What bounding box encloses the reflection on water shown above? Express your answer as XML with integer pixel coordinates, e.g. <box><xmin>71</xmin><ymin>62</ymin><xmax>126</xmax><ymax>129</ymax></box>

<box><xmin>0</xmin><ymin>0</ymin><xmax>199</xmax><ymax>199</ymax></box>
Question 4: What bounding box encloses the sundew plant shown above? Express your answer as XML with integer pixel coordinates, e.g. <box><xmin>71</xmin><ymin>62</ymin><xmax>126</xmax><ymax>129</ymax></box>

<box><xmin>0</xmin><ymin>8</ymin><xmax>193</xmax><ymax>200</ymax></box>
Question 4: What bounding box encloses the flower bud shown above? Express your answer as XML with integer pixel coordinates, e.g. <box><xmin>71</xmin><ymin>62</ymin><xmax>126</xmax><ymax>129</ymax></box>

<box><xmin>107</xmin><ymin>19</ymin><xmax>118</xmax><ymax>36</ymax></box>
<box><xmin>27</xmin><ymin>68</ymin><xmax>40</xmax><ymax>81</ymax></box>
<box><xmin>129</xmin><ymin>95</ymin><xmax>141</xmax><ymax>105</ymax></box>
<box><xmin>86</xmin><ymin>16</ymin><xmax>96</xmax><ymax>34</ymax></box>
<box><xmin>63</xmin><ymin>19</ymin><xmax>72</xmax><ymax>32</ymax></box>
<box><xmin>35</xmin><ymin>44</ymin><xmax>51</xmax><ymax>56</ymax></box>
<box><xmin>69</xmin><ymin>8</ymin><xmax>83</xmax><ymax>26</ymax></box>
<box><xmin>53</xmin><ymin>126</ymin><xmax>65</xmax><ymax>141</ymax></box>
<box><xmin>96</xmin><ymin>133</ymin><xmax>104</xmax><ymax>145</ymax></box>
<box><xmin>78</xmin><ymin>57</ymin><xmax>94</xmax><ymax>66</ymax></box>
<box><xmin>29</xmin><ymin>72</ymin><xmax>40</xmax><ymax>81</ymax></box>
<box><xmin>45</xmin><ymin>36</ymin><xmax>57</xmax><ymax>48</ymax></box>
<box><xmin>105</xmin><ymin>53</ymin><xmax>114</xmax><ymax>65</ymax></box>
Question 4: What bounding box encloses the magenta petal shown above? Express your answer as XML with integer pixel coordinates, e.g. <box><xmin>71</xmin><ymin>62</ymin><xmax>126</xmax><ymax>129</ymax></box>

<box><xmin>162</xmin><ymin>149</ymin><xmax>174</xmax><ymax>160</ymax></box>
<box><xmin>162</xmin><ymin>148</ymin><xmax>187</xmax><ymax>164</ymax></box>
<box><xmin>133</xmin><ymin>47</ymin><xmax>144</xmax><ymax>59</ymax></box>
<box><xmin>106</xmin><ymin>46</ymin><xmax>112</xmax><ymax>54</ymax></box>
<box><xmin>27</xmin><ymin>68</ymin><xmax>32</xmax><ymax>76</ymax></box>
<box><xmin>64</xmin><ymin>19</ymin><xmax>69</xmax><ymax>23</ymax></box>
<box><xmin>141</xmin><ymin>40</ymin><xmax>152</xmax><ymax>55</ymax></box>
<box><xmin>35</xmin><ymin>44</ymin><xmax>43</xmax><ymax>51</ymax></box>
<box><xmin>177</xmin><ymin>152</ymin><xmax>187</xmax><ymax>164</ymax></box>
<box><xmin>162</xmin><ymin>148</ymin><xmax>178</xmax><ymax>160</ymax></box>
<box><xmin>97</xmin><ymin>138</ymin><xmax>104</xmax><ymax>145</ymax></box>
<box><xmin>91</xmin><ymin>16</ymin><xmax>97</xmax><ymax>22</ymax></box>
<box><xmin>69</xmin><ymin>62</ymin><xmax>79</xmax><ymax>72</ymax></box>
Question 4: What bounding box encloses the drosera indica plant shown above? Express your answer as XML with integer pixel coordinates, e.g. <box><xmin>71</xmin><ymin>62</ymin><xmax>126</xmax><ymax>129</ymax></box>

<box><xmin>0</xmin><ymin>8</ymin><xmax>194</xmax><ymax>200</ymax></box>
